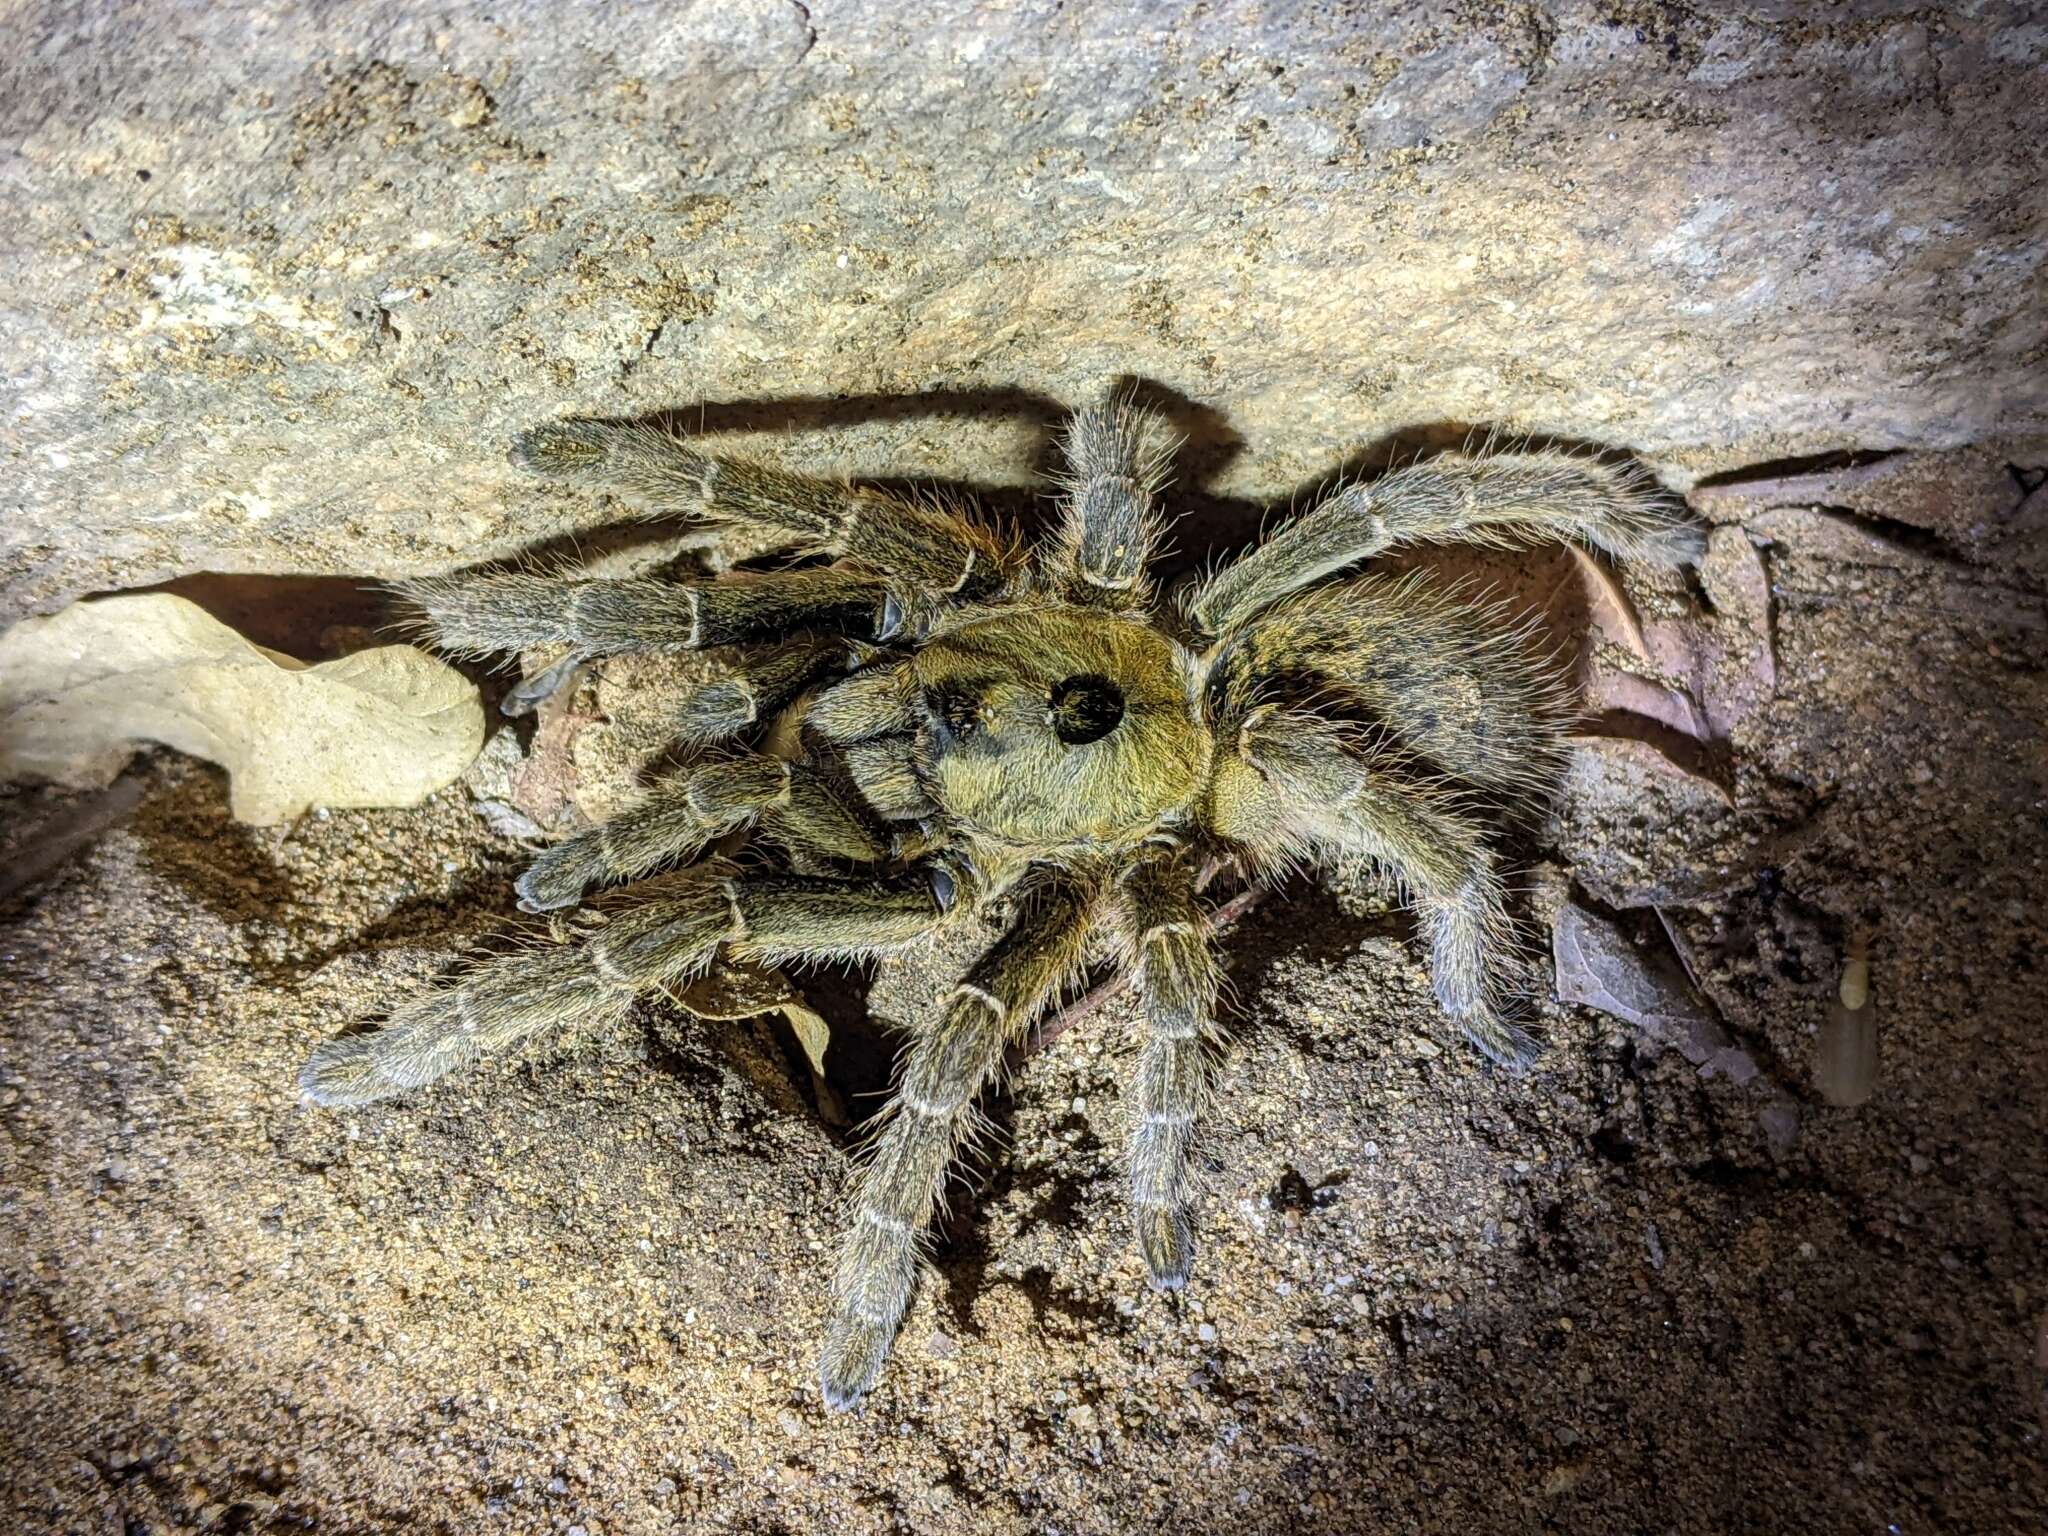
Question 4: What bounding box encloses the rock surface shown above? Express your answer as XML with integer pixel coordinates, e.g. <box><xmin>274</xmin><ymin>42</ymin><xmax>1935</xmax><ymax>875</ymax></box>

<box><xmin>3</xmin><ymin>1</ymin><xmax>2047</xmax><ymax>620</ymax></box>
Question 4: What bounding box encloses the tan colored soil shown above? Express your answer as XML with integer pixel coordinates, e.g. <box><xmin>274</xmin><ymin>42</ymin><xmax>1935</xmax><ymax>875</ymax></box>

<box><xmin>4</xmin><ymin>458</ymin><xmax>2046</xmax><ymax>1533</ymax></box>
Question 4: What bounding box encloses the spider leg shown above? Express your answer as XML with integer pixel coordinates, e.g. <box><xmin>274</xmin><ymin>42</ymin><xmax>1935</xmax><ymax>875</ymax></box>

<box><xmin>804</xmin><ymin>660</ymin><xmax>922</xmax><ymax>743</ymax></box>
<box><xmin>1187</xmin><ymin>447</ymin><xmax>1704</xmax><ymax>637</ymax></box>
<box><xmin>516</xmin><ymin>418</ymin><xmax>1018</xmax><ymax>599</ymax></box>
<box><xmin>1214</xmin><ymin>709</ymin><xmax>1537</xmax><ymax>1067</ymax></box>
<box><xmin>675</xmin><ymin>633</ymin><xmax>865</xmax><ymax>743</ymax></box>
<box><xmin>513</xmin><ymin>754</ymin><xmax>784</xmax><ymax>912</ymax></box>
<box><xmin>516</xmin><ymin>753</ymin><xmax>894</xmax><ymax>914</ymax></box>
<box><xmin>1113</xmin><ymin>845</ymin><xmax>1221</xmax><ymax>1290</ymax></box>
<box><xmin>1046</xmin><ymin>400</ymin><xmax>1173</xmax><ymax>604</ymax></box>
<box><xmin>843</xmin><ymin>735</ymin><xmax>937</xmax><ymax>823</ymax></box>
<box><xmin>397</xmin><ymin>568</ymin><xmax>891</xmax><ymax>659</ymax></box>
<box><xmin>821</xmin><ymin>872</ymin><xmax>1099</xmax><ymax>1411</ymax></box>
<box><xmin>299</xmin><ymin>865</ymin><xmax>948</xmax><ymax>1108</ymax></box>
<box><xmin>766</xmin><ymin>768</ymin><xmax>894</xmax><ymax>867</ymax></box>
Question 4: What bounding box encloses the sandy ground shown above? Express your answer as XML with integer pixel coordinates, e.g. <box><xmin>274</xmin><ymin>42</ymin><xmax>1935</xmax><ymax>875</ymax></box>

<box><xmin>3</xmin><ymin>452</ymin><xmax>2047</xmax><ymax>1533</ymax></box>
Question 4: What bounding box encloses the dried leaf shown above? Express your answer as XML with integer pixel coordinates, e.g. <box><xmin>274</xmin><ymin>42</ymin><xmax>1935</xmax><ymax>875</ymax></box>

<box><xmin>0</xmin><ymin>772</ymin><xmax>148</xmax><ymax>901</ymax></box>
<box><xmin>1688</xmin><ymin>447</ymin><xmax>2015</xmax><ymax>544</ymax></box>
<box><xmin>1580</xmin><ymin>528</ymin><xmax>1775</xmax><ymax>747</ymax></box>
<box><xmin>0</xmin><ymin>593</ymin><xmax>484</xmax><ymax>824</ymax></box>
<box><xmin>1551</xmin><ymin>902</ymin><xmax>1757</xmax><ymax>1083</ymax></box>
<box><xmin>1583</xmin><ymin>669</ymin><xmax>1711</xmax><ymax>739</ymax></box>
<box><xmin>1551</xmin><ymin>738</ymin><xmax>1742</xmax><ymax>908</ymax></box>
<box><xmin>672</xmin><ymin>959</ymin><xmax>842</xmax><ymax>1122</ymax></box>
<box><xmin>1694</xmin><ymin>527</ymin><xmax>1776</xmax><ymax>733</ymax></box>
<box><xmin>507</xmin><ymin>683</ymin><xmax>598</xmax><ymax>830</ymax></box>
<box><xmin>1570</xmin><ymin>545</ymin><xmax>1650</xmax><ymax>662</ymax></box>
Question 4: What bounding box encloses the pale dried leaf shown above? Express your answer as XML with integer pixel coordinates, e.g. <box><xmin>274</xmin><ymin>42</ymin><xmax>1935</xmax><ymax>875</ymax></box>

<box><xmin>672</xmin><ymin>958</ymin><xmax>843</xmax><ymax>1123</ymax></box>
<box><xmin>1570</xmin><ymin>545</ymin><xmax>1650</xmax><ymax>662</ymax></box>
<box><xmin>0</xmin><ymin>593</ymin><xmax>484</xmax><ymax>824</ymax></box>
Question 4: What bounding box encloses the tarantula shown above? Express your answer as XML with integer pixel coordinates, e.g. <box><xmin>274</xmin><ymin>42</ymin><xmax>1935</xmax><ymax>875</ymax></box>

<box><xmin>300</xmin><ymin>399</ymin><xmax>1701</xmax><ymax>1409</ymax></box>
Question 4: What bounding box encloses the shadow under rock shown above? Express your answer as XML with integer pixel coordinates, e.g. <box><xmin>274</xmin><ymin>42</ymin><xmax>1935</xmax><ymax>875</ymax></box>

<box><xmin>569</xmin><ymin>378</ymin><xmax>1254</xmax><ymax>559</ymax></box>
<box><xmin>105</xmin><ymin>572</ymin><xmax>397</xmax><ymax>662</ymax></box>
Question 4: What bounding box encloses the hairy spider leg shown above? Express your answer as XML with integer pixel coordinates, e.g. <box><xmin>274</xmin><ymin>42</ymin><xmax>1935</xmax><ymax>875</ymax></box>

<box><xmin>516</xmin><ymin>418</ymin><xmax>1020</xmax><ymax>602</ymax></box>
<box><xmin>298</xmin><ymin>867</ymin><xmax>948</xmax><ymax>1109</ymax></box>
<box><xmin>395</xmin><ymin>569</ymin><xmax>892</xmax><ymax>658</ymax></box>
<box><xmin>1215</xmin><ymin>708</ymin><xmax>1536</xmax><ymax>1067</ymax></box>
<box><xmin>1209</xmin><ymin>572</ymin><xmax>1575</xmax><ymax>810</ymax></box>
<box><xmin>1048</xmin><ymin>399</ymin><xmax>1174</xmax><ymax>605</ymax></box>
<box><xmin>821</xmin><ymin>873</ymin><xmax>1098</xmax><ymax>1410</ymax></box>
<box><xmin>514</xmin><ymin>754</ymin><xmax>890</xmax><ymax>913</ymax></box>
<box><xmin>1112</xmin><ymin>844</ymin><xmax>1222</xmax><ymax>1289</ymax></box>
<box><xmin>1187</xmin><ymin>447</ymin><xmax>1705</xmax><ymax>637</ymax></box>
<box><xmin>673</xmin><ymin>633</ymin><xmax>869</xmax><ymax>743</ymax></box>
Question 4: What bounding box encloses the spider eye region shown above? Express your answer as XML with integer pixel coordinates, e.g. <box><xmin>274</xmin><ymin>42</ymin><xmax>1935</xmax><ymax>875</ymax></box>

<box><xmin>1049</xmin><ymin>674</ymin><xmax>1125</xmax><ymax>745</ymax></box>
<box><xmin>926</xmin><ymin>684</ymin><xmax>983</xmax><ymax>743</ymax></box>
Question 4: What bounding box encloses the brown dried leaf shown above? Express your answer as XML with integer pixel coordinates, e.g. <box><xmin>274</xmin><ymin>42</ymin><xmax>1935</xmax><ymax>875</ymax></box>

<box><xmin>1551</xmin><ymin>902</ymin><xmax>1756</xmax><ymax>1083</ymax></box>
<box><xmin>1688</xmin><ymin>447</ymin><xmax>2015</xmax><ymax>543</ymax></box>
<box><xmin>1581</xmin><ymin>528</ymin><xmax>1776</xmax><ymax>745</ymax></box>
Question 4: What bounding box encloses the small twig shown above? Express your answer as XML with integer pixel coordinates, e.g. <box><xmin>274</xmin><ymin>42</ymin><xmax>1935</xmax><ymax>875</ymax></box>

<box><xmin>1011</xmin><ymin>880</ymin><xmax>1269</xmax><ymax>1065</ymax></box>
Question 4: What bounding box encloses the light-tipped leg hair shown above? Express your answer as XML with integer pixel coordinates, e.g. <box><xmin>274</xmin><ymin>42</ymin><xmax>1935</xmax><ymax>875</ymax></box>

<box><xmin>396</xmin><ymin>568</ymin><xmax>891</xmax><ymax>659</ymax></box>
<box><xmin>1213</xmin><ymin>709</ymin><xmax>1537</xmax><ymax>1067</ymax></box>
<box><xmin>1047</xmin><ymin>400</ymin><xmax>1175</xmax><ymax>605</ymax></box>
<box><xmin>514</xmin><ymin>754</ymin><xmax>792</xmax><ymax>913</ymax></box>
<box><xmin>300</xmin><ymin>866</ymin><xmax>949</xmax><ymax>1109</ymax></box>
<box><xmin>674</xmin><ymin>633</ymin><xmax>866</xmax><ymax>743</ymax></box>
<box><xmin>516</xmin><ymin>418</ymin><xmax>1019</xmax><ymax>600</ymax></box>
<box><xmin>1186</xmin><ymin>445</ymin><xmax>1705</xmax><ymax>637</ymax></box>
<box><xmin>821</xmin><ymin>872</ymin><xmax>1100</xmax><ymax>1410</ymax></box>
<box><xmin>1112</xmin><ymin>844</ymin><xmax>1221</xmax><ymax>1289</ymax></box>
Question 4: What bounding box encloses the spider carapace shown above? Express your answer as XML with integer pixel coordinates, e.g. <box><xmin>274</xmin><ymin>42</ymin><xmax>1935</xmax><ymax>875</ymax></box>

<box><xmin>300</xmin><ymin>398</ymin><xmax>1702</xmax><ymax>1408</ymax></box>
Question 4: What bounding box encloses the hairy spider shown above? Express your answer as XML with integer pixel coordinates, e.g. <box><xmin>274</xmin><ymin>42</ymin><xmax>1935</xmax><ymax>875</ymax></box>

<box><xmin>300</xmin><ymin>399</ymin><xmax>1702</xmax><ymax>1409</ymax></box>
